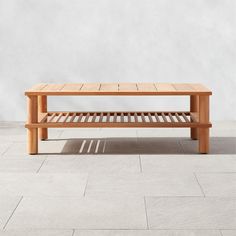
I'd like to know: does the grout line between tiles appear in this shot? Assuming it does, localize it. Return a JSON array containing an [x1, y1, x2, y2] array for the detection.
[[143, 197, 149, 229], [219, 230, 224, 236], [36, 158, 47, 173], [71, 229, 75, 236], [3, 196, 23, 229], [139, 155, 143, 172], [194, 172, 206, 197], [1, 142, 14, 156], [83, 175, 89, 197]]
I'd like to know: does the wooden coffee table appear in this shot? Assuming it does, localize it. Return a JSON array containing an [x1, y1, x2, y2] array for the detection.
[[25, 83, 212, 154]]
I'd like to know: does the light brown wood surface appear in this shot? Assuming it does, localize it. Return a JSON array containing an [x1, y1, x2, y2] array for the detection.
[[199, 96, 210, 154], [38, 96, 48, 140], [27, 96, 38, 154], [25, 83, 212, 96]]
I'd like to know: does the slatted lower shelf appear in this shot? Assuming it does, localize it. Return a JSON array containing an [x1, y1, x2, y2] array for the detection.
[[26, 111, 211, 128]]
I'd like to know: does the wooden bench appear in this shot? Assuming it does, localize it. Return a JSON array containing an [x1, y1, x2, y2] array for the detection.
[[25, 83, 212, 154]]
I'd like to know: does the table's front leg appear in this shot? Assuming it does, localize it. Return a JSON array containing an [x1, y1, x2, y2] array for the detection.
[[27, 95, 38, 154], [199, 95, 210, 154], [38, 96, 48, 140], [190, 95, 199, 140]]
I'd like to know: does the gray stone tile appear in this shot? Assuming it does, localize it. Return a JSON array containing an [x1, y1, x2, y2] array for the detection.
[[0, 159, 44, 173], [196, 173, 236, 196], [60, 138, 106, 154], [2, 143, 28, 157], [0, 173, 87, 197], [180, 137, 236, 155], [0, 143, 12, 156], [0, 196, 21, 229], [100, 128, 137, 138], [1, 154, 47, 160], [39, 140, 68, 154], [141, 155, 236, 173], [39, 155, 140, 173], [0, 129, 64, 143], [0, 229, 72, 236], [0, 127, 25, 136], [104, 138, 139, 154], [60, 129, 101, 139], [211, 121, 236, 137], [74, 230, 221, 236], [213, 121, 236, 129], [137, 128, 189, 138], [86, 172, 202, 196], [7, 196, 146, 229], [138, 138, 184, 154], [211, 128, 236, 137], [3, 140, 67, 156], [146, 197, 236, 229], [221, 230, 236, 236]]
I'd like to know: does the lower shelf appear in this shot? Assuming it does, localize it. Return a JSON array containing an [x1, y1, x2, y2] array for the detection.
[[25, 111, 211, 128]]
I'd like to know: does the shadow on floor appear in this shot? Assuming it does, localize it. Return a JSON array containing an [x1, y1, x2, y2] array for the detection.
[[44, 137, 236, 155]]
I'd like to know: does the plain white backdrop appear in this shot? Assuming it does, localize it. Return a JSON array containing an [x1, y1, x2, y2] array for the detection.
[[0, 0, 235, 121]]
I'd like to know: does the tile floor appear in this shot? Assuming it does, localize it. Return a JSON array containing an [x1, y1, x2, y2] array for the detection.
[[0, 122, 235, 236]]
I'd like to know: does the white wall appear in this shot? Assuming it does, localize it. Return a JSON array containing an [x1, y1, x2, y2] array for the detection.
[[0, 0, 235, 121]]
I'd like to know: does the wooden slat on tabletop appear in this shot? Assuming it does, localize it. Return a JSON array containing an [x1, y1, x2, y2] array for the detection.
[[155, 83, 176, 92], [119, 83, 137, 92], [80, 83, 101, 92], [173, 84, 194, 91], [136, 83, 157, 92], [61, 84, 83, 91], [100, 83, 119, 92], [29, 83, 48, 91], [190, 83, 211, 92], [42, 84, 65, 91]]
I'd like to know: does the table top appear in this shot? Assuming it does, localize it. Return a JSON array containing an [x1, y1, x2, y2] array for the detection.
[[25, 83, 212, 96]]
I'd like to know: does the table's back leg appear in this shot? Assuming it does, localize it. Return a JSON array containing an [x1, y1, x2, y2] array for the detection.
[[199, 95, 210, 154], [38, 96, 48, 140], [190, 95, 199, 140], [27, 95, 38, 154]]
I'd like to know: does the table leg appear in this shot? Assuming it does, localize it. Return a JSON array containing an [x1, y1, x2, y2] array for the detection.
[[190, 95, 199, 140], [199, 95, 210, 154], [38, 96, 48, 140], [27, 96, 38, 154]]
